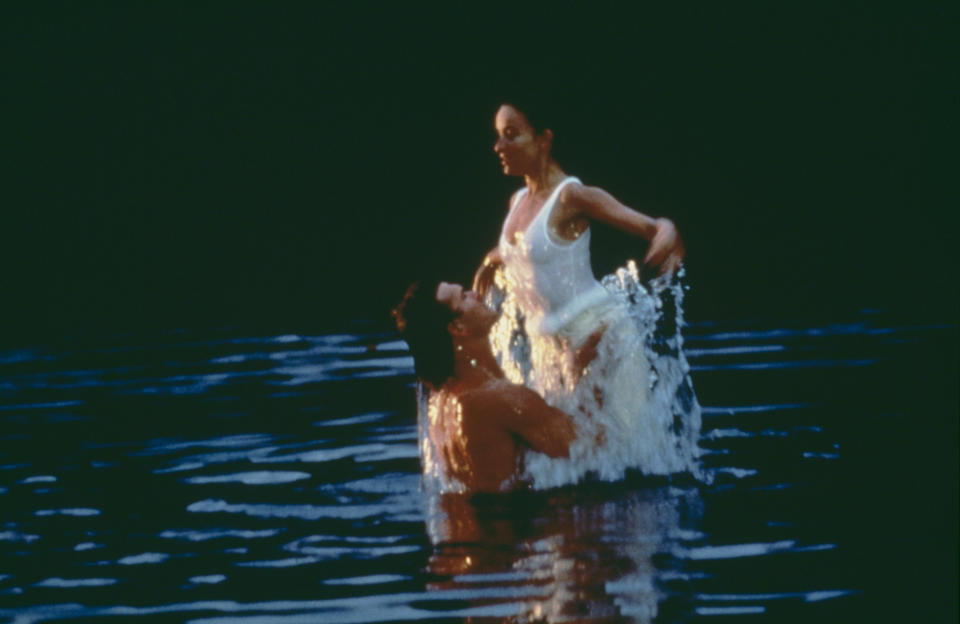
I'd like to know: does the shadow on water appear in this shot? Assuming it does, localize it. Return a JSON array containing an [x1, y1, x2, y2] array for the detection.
[[0, 312, 955, 622]]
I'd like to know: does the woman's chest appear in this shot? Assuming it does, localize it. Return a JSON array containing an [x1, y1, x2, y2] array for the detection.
[[502, 195, 546, 244], [503, 194, 585, 246]]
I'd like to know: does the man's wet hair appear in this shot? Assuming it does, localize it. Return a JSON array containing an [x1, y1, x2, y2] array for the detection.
[[391, 281, 457, 389]]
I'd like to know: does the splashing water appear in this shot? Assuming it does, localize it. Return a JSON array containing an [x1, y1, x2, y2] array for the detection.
[[419, 262, 702, 493]]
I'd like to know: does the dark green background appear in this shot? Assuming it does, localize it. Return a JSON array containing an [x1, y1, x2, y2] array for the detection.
[[3, 3, 954, 343]]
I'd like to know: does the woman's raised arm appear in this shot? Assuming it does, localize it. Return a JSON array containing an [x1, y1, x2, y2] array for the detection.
[[561, 184, 685, 275]]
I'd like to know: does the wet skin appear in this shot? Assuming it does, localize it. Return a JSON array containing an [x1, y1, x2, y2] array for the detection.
[[426, 282, 576, 492]]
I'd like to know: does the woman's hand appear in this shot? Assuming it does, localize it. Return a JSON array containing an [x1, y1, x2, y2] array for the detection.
[[472, 249, 503, 299], [643, 218, 685, 276], [574, 327, 604, 376]]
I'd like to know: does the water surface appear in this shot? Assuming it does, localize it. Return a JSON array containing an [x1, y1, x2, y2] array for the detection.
[[0, 313, 955, 622]]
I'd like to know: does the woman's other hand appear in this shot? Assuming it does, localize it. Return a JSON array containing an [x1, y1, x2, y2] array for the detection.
[[574, 327, 604, 377], [643, 218, 685, 276], [472, 249, 503, 299]]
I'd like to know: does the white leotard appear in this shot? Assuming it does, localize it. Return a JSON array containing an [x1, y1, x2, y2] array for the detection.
[[499, 177, 614, 342]]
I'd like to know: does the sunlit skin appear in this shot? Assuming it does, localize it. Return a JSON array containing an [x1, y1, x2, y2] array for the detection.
[[475, 104, 686, 295], [428, 281, 577, 492]]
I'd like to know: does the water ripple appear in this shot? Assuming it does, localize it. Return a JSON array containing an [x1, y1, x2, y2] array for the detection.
[[186, 499, 409, 521], [34, 577, 117, 588], [189, 575, 227, 585], [324, 574, 408, 586], [185, 471, 312, 485], [255, 443, 417, 464], [159, 529, 281, 542], [677, 540, 836, 560], [34, 508, 101, 517], [117, 552, 170, 565]]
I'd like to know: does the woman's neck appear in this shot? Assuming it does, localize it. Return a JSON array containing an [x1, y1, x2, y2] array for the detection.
[[524, 160, 565, 196]]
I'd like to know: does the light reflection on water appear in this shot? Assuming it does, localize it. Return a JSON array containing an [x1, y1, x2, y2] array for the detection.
[[0, 315, 955, 623]]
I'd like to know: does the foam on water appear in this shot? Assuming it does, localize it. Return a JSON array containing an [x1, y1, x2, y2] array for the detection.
[[418, 262, 702, 492]]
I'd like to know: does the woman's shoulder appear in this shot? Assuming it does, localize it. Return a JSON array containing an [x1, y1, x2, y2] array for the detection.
[[559, 179, 617, 211], [557, 177, 594, 209]]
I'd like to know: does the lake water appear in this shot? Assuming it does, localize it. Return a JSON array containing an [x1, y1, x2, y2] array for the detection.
[[0, 311, 955, 623]]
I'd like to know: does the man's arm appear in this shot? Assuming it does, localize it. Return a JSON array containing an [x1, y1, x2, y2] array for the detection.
[[490, 384, 577, 458]]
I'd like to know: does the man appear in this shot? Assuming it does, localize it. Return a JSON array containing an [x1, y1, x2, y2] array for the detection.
[[392, 280, 578, 492]]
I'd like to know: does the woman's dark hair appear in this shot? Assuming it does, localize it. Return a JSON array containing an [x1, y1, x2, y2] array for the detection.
[[498, 91, 557, 136], [391, 281, 457, 389], [492, 85, 579, 160]]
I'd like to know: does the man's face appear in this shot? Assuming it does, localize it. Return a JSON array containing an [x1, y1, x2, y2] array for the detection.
[[435, 282, 465, 310], [435, 282, 498, 335]]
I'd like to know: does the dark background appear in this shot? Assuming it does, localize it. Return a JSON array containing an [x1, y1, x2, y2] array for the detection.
[[3, 3, 955, 345]]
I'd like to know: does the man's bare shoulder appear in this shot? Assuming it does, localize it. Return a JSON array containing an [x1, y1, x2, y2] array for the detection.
[[456, 379, 521, 406], [457, 380, 555, 417], [456, 380, 552, 419]]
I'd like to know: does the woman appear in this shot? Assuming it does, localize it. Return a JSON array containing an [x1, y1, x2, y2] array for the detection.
[[474, 103, 685, 333], [472, 102, 701, 485]]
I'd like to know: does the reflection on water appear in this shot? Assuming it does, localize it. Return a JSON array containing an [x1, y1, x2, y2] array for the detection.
[[0, 315, 955, 622], [426, 484, 701, 623]]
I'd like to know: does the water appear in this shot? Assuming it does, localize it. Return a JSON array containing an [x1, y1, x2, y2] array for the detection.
[[0, 313, 955, 622]]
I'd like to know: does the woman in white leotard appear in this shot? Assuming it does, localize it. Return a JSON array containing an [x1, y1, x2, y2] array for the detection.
[[472, 102, 700, 484], [475, 103, 685, 317]]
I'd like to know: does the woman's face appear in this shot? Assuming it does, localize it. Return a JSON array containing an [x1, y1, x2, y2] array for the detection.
[[493, 104, 545, 177]]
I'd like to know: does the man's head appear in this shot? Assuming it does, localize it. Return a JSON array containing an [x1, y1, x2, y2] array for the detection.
[[435, 281, 499, 336], [392, 281, 496, 388]]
